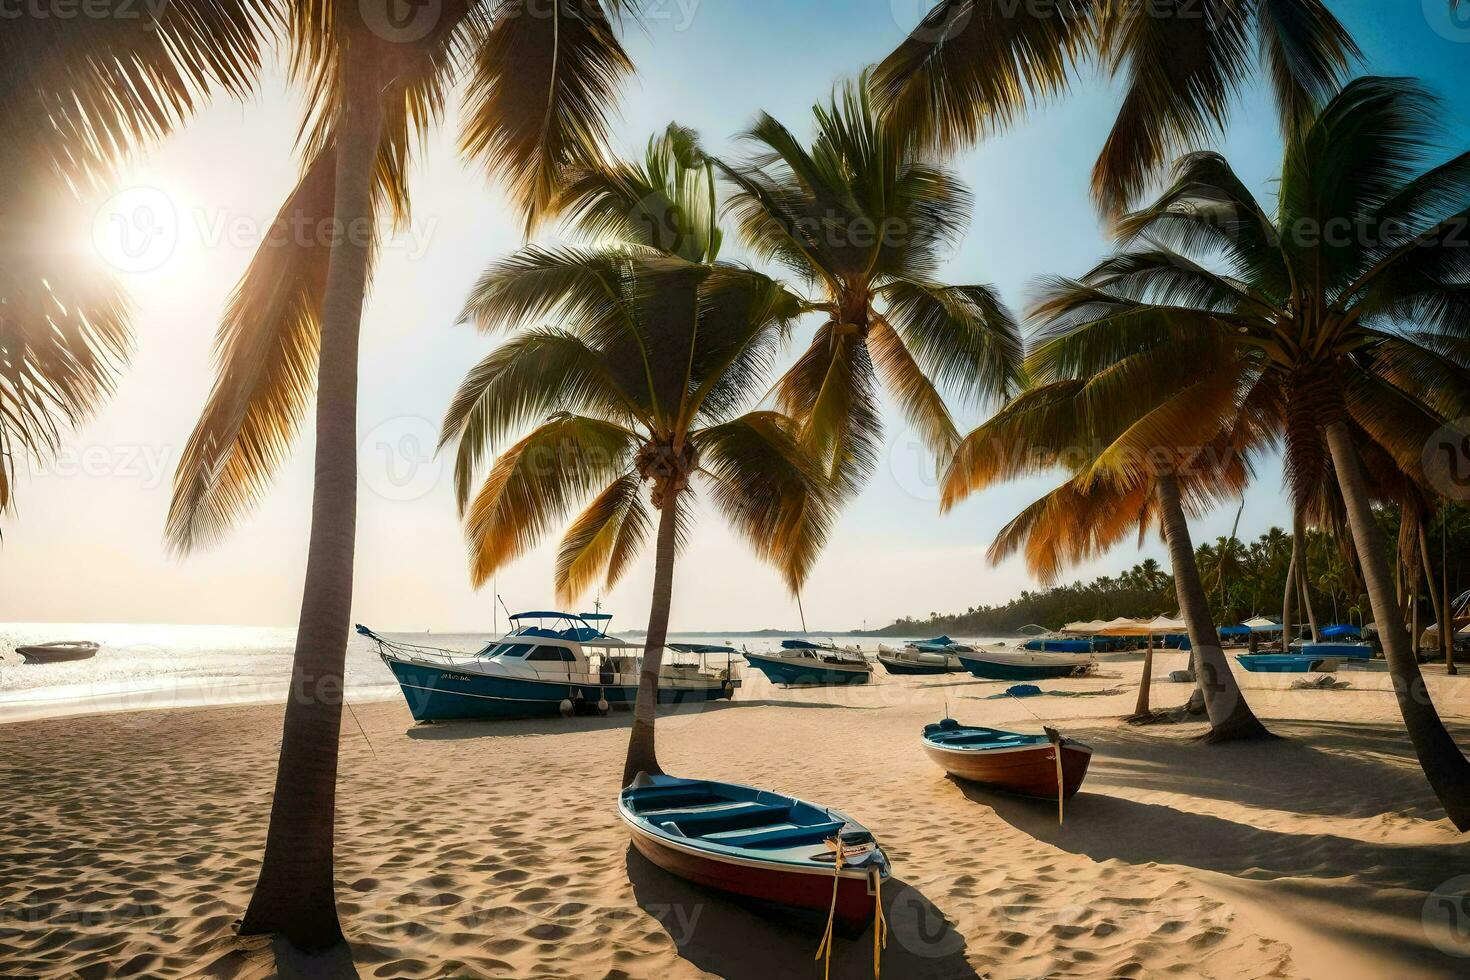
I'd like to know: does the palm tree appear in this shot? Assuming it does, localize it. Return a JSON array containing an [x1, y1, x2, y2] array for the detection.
[[1023, 77, 1470, 826], [718, 77, 1023, 494], [873, 0, 1359, 216], [442, 127, 834, 786], [943, 365, 1274, 741], [3, 3, 273, 525], [162, 1, 640, 947]]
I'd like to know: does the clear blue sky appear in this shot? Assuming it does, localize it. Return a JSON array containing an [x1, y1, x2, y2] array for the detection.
[[3, 2, 1468, 631]]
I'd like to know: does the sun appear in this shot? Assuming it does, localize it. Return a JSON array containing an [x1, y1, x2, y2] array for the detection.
[[83, 171, 209, 292]]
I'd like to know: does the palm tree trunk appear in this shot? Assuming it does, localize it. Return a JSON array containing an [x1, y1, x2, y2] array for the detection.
[[1324, 421, 1470, 829], [1155, 472, 1271, 741], [238, 61, 383, 947], [1298, 563, 1319, 641], [623, 488, 680, 786], [1283, 524, 1298, 651], [1131, 633, 1154, 719], [1434, 515, 1457, 675]]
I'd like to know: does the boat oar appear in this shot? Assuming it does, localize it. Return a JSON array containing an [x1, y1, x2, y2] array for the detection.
[[1044, 725, 1065, 825]]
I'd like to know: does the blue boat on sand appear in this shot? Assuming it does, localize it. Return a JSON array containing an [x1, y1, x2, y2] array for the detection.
[[743, 640, 873, 686], [1292, 641, 1373, 659], [876, 636, 968, 674], [954, 647, 1097, 681], [363, 612, 739, 722], [1023, 637, 1099, 653], [1236, 653, 1343, 673]]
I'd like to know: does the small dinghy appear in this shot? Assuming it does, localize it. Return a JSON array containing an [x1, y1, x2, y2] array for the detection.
[[15, 641, 99, 664], [922, 718, 1092, 802], [953, 647, 1096, 681], [1236, 653, 1343, 673], [620, 774, 890, 936]]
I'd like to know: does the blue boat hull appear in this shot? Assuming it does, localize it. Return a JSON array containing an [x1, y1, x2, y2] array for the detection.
[[1023, 638, 1096, 653], [1291, 643, 1372, 659], [877, 656, 954, 676], [956, 656, 1083, 681], [385, 657, 733, 721], [1236, 654, 1338, 673], [743, 654, 870, 686]]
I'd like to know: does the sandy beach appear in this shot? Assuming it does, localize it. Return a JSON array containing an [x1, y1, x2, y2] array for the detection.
[[4, 652, 1469, 979]]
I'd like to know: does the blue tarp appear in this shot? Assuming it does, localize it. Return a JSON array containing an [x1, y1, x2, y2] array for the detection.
[[781, 639, 824, 650], [1220, 625, 1251, 637], [1321, 624, 1361, 639]]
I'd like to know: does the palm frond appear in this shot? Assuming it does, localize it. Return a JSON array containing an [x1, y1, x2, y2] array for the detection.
[[1255, 0, 1359, 135], [460, 0, 634, 233], [867, 320, 959, 461], [165, 144, 338, 552], [0, 191, 131, 519], [1090, 0, 1258, 217], [2, 0, 271, 184], [940, 380, 1089, 510], [559, 122, 721, 262], [878, 278, 1023, 406], [463, 414, 637, 586], [439, 328, 642, 509], [774, 324, 882, 497], [871, 0, 1092, 151], [554, 472, 648, 603], [695, 412, 836, 592], [458, 244, 631, 336]]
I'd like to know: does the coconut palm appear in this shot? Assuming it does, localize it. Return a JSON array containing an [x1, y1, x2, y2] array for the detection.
[[943, 360, 1274, 740], [719, 77, 1023, 495], [3, 3, 273, 524], [1024, 77, 1470, 826], [442, 128, 834, 786], [873, 0, 1359, 216], [162, 1, 639, 946]]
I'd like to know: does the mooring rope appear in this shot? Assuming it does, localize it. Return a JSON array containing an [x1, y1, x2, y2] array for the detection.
[[871, 867, 888, 977], [814, 838, 845, 979], [814, 838, 887, 978]]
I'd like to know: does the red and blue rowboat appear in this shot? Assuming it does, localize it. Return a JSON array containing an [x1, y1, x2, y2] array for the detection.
[[619, 774, 890, 936], [922, 719, 1093, 800]]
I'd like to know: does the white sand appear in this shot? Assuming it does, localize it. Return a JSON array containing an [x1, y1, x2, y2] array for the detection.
[[3, 650, 1468, 978]]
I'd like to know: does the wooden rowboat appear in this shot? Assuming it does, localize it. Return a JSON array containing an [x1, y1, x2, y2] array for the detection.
[[15, 641, 99, 664], [921, 719, 1092, 800], [619, 774, 890, 936]]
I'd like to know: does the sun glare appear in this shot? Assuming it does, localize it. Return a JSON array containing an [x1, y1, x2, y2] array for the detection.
[[84, 174, 209, 298]]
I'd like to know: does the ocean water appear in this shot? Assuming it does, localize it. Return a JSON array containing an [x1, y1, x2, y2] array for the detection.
[[0, 623, 1010, 723]]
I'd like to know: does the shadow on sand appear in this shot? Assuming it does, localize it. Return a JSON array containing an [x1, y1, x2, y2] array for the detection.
[[948, 718, 1470, 973], [404, 698, 880, 740], [626, 846, 976, 979], [272, 938, 361, 980]]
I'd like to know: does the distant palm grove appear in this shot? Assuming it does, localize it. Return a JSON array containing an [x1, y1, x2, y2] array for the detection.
[[882, 505, 1470, 637]]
